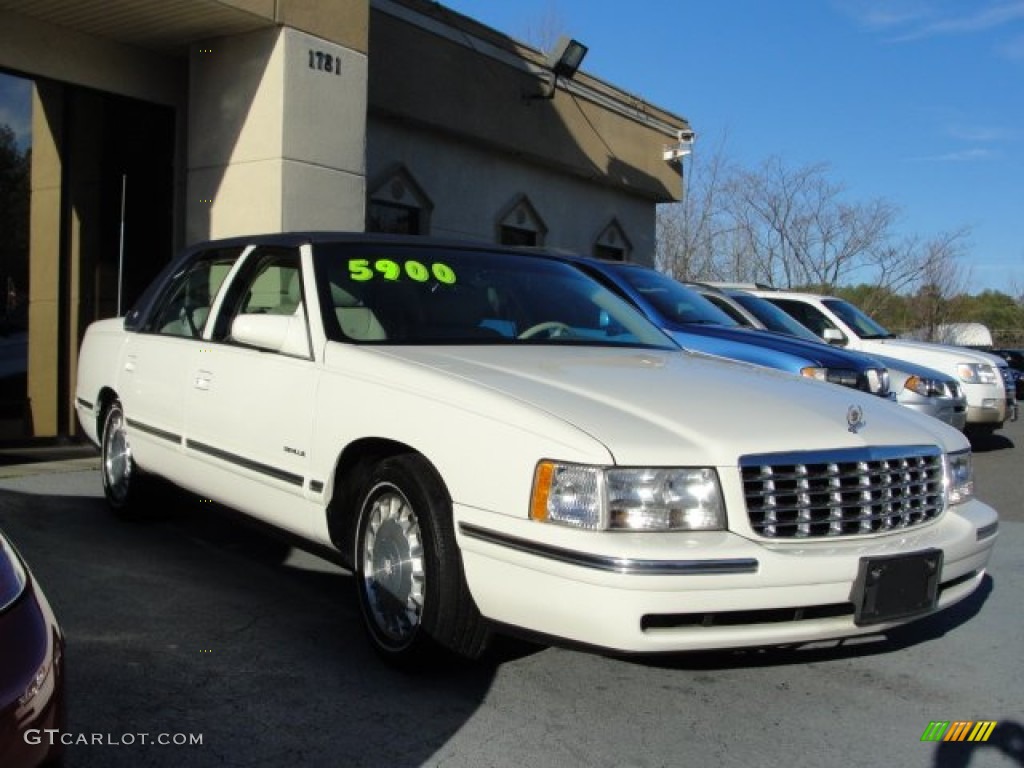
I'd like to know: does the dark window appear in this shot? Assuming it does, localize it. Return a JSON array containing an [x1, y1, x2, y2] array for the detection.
[[593, 244, 626, 261], [367, 166, 432, 235], [499, 226, 538, 246], [313, 244, 674, 349], [608, 266, 736, 326], [593, 219, 631, 261], [702, 293, 750, 325], [212, 247, 308, 357], [771, 299, 839, 339], [143, 249, 241, 337], [497, 196, 545, 246], [368, 201, 422, 235]]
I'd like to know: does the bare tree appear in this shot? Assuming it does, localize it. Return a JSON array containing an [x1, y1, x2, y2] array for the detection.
[[520, 1, 569, 53], [903, 230, 973, 340], [657, 145, 974, 303], [720, 157, 903, 290], [656, 137, 734, 281]]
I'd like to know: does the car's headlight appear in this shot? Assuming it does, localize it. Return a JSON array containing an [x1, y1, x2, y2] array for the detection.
[[957, 363, 998, 385], [905, 375, 946, 398], [530, 462, 725, 531], [801, 367, 860, 389], [945, 450, 974, 506], [0, 535, 28, 612]]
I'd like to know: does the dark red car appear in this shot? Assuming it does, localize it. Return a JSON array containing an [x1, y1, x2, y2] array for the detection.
[[0, 529, 65, 768]]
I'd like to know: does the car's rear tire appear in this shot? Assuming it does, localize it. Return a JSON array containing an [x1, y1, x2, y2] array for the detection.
[[354, 454, 489, 666], [100, 400, 149, 518]]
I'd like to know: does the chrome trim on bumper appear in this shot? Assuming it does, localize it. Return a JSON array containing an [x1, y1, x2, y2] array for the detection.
[[458, 522, 759, 576]]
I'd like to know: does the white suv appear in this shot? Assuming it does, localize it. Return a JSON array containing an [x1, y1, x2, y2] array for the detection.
[[755, 290, 1016, 434]]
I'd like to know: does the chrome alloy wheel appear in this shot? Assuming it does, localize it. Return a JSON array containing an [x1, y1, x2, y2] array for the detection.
[[360, 485, 426, 647], [102, 404, 132, 507]]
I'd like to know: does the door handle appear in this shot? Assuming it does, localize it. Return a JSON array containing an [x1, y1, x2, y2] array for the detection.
[[124, 354, 137, 373], [194, 370, 212, 391]]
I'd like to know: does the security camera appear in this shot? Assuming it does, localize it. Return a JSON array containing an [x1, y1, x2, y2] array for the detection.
[[664, 128, 695, 162], [663, 146, 692, 162]]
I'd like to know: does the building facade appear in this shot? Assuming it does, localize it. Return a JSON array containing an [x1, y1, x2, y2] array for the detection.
[[0, 0, 689, 439]]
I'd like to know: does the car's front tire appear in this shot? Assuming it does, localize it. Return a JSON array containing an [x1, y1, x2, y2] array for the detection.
[[354, 454, 489, 666]]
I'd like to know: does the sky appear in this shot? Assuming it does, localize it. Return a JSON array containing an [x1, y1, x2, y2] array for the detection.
[[441, 0, 1024, 294], [0, 1, 1020, 293]]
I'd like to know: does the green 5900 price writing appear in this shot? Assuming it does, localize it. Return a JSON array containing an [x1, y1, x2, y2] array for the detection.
[[348, 258, 456, 284]]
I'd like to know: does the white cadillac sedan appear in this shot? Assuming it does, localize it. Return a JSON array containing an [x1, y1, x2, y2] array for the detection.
[[75, 233, 998, 665]]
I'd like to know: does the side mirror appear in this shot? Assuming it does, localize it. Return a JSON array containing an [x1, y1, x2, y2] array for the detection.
[[231, 312, 310, 358], [822, 328, 847, 346]]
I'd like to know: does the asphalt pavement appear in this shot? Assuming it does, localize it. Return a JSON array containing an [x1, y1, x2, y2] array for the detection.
[[0, 419, 1021, 768]]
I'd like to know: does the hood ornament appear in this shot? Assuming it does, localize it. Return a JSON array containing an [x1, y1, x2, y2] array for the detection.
[[847, 405, 866, 433]]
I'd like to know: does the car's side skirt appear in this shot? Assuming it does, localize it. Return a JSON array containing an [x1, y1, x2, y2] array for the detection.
[[185, 439, 305, 488], [126, 417, 182, 446], [125, 416, 330, 497]]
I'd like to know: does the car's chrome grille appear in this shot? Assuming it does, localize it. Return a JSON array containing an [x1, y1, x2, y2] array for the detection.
[[740, 447, 944, 538]]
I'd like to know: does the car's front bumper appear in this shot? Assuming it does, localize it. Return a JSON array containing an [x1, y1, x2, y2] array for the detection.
[[455, 499, 998, 654], [896, 392, 968, 431], [963, 382, 1010, 425]]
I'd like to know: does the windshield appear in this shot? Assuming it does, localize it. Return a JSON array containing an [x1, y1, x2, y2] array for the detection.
[[312, 244, 676, 348], [822, 298, 896, 340], [606, 266, 738, 327], [731, 293, 823, 342]]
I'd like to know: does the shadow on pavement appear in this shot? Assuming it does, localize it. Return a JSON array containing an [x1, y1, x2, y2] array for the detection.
[[0, 483, 499, 768], [0, 438, 97, 467], [967, 430, 1015, 453], [0, 470, 1012, 767], [613, 575, 993, 673], [933, 720, 1024, 767]]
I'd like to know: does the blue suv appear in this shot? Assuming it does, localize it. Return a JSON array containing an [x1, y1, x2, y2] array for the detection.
[[557, 257, 891, 398]]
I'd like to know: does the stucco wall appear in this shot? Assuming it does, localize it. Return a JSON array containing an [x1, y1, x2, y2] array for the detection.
[[186, 26, 369, 242], [368, 118, 656, 264], [369, 1, 687, 205], [0, 8, 184, 107]]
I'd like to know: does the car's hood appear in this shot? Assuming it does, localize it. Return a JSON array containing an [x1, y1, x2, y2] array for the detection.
[[864, 338, 1007, 368], [665, 323, 880, 370], [336, 345, 965, 466], [870, 354, 955, 382]]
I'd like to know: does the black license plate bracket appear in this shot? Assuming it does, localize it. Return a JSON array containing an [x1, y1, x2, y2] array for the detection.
[[852, 549, 942, 626]]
